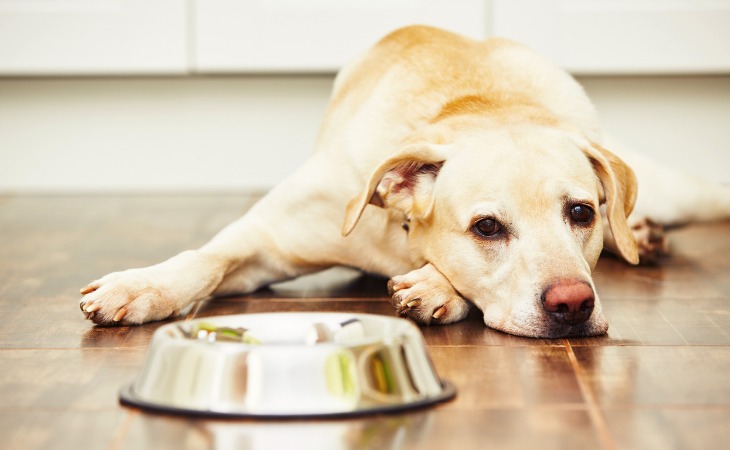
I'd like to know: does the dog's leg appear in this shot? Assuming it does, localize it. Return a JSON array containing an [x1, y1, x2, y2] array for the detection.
[[80, 249, 237, 325], [388, 263, 471, 325], [604, 134, 730, 225], [79, 216, 323, 326], [602, 134, 730, 264], [602, 215, 669, 265], [630, 159, 730, 227], [80, 157, 346, 326]]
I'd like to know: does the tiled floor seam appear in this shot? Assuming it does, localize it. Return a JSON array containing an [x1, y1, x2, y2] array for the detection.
[[564, 339, 618, 450]]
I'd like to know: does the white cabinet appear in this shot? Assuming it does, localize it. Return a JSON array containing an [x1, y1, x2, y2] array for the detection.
[[192, 0, 487, 72], [493, 0, 730, 74], [0, 0, 187, 75], [1, 0, 729, 75]]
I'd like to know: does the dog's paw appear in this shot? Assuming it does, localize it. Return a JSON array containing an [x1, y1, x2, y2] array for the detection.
[[388, 264, 470, 325], [79, 269, 181, 326], [79, 250, 226, 326], [631, 217, 669, 265]]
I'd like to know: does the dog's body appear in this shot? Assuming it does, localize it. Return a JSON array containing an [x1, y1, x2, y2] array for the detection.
[[80, 26, 730, 337]]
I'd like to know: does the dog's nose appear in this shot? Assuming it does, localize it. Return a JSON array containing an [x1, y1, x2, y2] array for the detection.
[[541, 280, 595, 326]]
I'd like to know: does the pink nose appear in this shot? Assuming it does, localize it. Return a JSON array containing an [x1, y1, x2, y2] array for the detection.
[[541, 279, 595, 326]]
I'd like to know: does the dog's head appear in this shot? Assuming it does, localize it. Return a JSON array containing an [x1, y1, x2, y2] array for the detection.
[[343, 125, 638, 338]]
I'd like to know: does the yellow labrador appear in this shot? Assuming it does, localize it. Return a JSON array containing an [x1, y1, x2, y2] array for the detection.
[[80, 26, 730, 337]]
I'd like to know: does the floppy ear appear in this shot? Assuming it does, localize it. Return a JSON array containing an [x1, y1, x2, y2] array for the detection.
[[581, 142, 640, 265], [342, 144, 450, 236]]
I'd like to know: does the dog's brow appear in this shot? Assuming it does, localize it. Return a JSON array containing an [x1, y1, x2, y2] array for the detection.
[[469, 201, 501, 216], [466, 202, 503, 226], [561, 188, 595, 206]]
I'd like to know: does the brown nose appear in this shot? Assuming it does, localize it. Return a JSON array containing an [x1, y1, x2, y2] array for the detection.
[[541, 280, 595, 326]]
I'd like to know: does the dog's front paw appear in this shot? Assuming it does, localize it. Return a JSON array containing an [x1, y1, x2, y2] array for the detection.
[[388, 264, 470, 325], [79, 250, 225, 326], [79, 269, 180, 326], [631, 217, 669, 264]]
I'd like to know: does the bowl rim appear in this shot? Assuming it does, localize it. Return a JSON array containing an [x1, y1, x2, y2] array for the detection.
[[119, 380, 456, 420], [162, 311, 425, 348]]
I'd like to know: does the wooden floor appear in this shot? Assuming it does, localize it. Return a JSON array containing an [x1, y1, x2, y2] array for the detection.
[[1, 194, 729, 450]]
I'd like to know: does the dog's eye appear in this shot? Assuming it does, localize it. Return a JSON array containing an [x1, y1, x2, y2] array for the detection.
[[472, 218, 503, 238], [569, 204, 594, 225]]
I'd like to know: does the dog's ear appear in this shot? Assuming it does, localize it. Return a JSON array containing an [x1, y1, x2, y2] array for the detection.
[[342, 144, 450, 236], [581, 141, 640, 265]]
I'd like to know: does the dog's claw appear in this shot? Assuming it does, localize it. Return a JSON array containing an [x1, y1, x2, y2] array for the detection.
[[113, 306, 128, 322], [433, 306, 446, 319], [406, 299, 420, 308], [80, 284, 99, 295]]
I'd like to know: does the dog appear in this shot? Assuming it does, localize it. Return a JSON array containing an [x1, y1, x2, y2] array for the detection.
[[79, 26, 730, 338]]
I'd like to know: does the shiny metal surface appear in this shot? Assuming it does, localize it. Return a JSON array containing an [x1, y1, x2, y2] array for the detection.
[[120, 313, 455, 418]]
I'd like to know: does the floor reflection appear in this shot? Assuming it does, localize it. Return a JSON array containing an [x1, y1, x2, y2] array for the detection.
[[128, 410, 437, 450]]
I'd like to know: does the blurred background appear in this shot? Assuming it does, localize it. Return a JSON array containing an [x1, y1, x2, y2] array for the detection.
[[1, 0, 728, 193]]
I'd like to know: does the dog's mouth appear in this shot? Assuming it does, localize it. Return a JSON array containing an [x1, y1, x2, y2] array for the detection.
[[487, 319, 608, 339], [541, 318, 608, 339], [480, 302, 609, 339]]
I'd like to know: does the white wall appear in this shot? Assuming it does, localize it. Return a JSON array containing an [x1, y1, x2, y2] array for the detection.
[[578, 76, 730, 184], [0, 77, 333, 192], [0, 75, 728, 193]]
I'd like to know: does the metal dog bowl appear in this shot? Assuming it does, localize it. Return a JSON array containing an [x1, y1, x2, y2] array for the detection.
[[120, 313, 455, 418]]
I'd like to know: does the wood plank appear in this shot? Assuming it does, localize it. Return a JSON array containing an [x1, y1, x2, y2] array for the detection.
[[429, 346, 583, 410], [572, 346, 730, 406], [603, 409, 730, 450], [570, 298, 730, 346], [0, 349, 144, 409], [0, 410, 129, 450]]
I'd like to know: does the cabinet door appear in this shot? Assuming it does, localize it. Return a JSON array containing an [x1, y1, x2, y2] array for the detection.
[[0, 0, 187, 75], [493, 0, 730, 74], [194, 0, 488, 73]]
